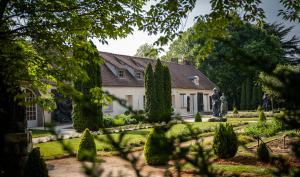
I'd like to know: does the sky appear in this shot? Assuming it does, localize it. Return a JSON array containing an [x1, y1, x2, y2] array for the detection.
[[93, 0, 300, 56]]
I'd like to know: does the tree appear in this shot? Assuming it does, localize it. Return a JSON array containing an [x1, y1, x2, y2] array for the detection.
[[240, 81, 247, 110], [144, 64, 158, 122], [0, 1, 198, 175], [77, 129, 96, 162], [154, 59, 165, 121], [245, 78, 252, 110], [72, 40, 103, 132], [135, 43, 159, 59], [162, 65, 172, 122]]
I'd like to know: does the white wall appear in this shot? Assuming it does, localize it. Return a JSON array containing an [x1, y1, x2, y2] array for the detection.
[[102, 86, 213, 116]]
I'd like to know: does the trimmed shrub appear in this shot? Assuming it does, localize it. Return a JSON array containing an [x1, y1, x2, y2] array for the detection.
[[257, 105, 263, 113], [195, 112, 202, 122], [77, 129, 96, 161], [124, 110, 131, 115], [233, 106, 238, 114], [257, 143, 270, 163], [259, 111, 266, 122], [24, 148, 49, 177], [213, 123, 238, 159], [144, 127, 173, 165]]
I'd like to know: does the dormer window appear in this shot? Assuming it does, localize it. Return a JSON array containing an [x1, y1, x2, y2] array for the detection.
[[136, 72, 142, 79], [193, 76, 199, 86], [118, 70, 125, 78]]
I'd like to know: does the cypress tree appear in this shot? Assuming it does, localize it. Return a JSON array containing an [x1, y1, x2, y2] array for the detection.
[[73, 40, 103, 132], [145, 64, 158, 122], [245, 78, 252, 110], [162, 65, 172, 122], [240, 81, 246, 110], [257, 85, 263, 106], [251, 85, 258, 109], [154, 59, 164, 121]]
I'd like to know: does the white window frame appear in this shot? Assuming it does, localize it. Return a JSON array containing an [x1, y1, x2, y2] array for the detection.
[[180, 94, 186, 108]]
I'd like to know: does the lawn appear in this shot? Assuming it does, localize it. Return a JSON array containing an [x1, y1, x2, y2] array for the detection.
[[36, 121, 245, 159]]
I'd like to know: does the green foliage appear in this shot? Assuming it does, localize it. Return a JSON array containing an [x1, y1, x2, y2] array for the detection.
[[124, 110, 130, 115], [195, 112, 202, 122], [259, 111, 267, 122], [72, 40, 103, 132], [240, 82, 247, 110], [162, 65, 172, 122], [213, 123, 238, 159], [257, 105, 263, 112], [24, 148, 49, 177], [154, 59, 165, 120], [233, 106, 239, 114], [238, 135, 255, 145], [145, 64, 159, 122], [245, 118, 288, 137], [245, 79, 252, 109], [135, 43, 159, 59], [77, 129, 96, 162], [257, 143, 270, 163], [103, 114, 138, 128], [144, 127, 172, 165]]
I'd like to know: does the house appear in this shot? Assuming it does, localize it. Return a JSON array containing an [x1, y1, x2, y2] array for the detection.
[[25, 52, 215, 128], [100, 52, 215, 116]]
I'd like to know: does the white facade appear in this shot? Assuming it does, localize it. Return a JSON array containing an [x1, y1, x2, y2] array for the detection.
[[102, 86, 213, 116]]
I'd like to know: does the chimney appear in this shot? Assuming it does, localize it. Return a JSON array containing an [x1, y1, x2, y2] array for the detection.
[[171, 58, 178, 63]]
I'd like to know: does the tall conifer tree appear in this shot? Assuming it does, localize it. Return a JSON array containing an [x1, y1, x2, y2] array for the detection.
[[145, 64, 158, 122], [154, 59, 164, 121], [251, 85, 258, 109], [245, 78, 252, 110], [240, 81, 246, 110], [163, 65, 172, 122]]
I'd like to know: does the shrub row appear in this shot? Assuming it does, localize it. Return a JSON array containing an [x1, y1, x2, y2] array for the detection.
[[103, 114, 145, 127]]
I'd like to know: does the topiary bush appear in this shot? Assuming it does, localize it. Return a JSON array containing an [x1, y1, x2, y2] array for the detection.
[[259, 111, 266, 122], [257, 143, 270, 163], [257, 105, 263, 113], [24, 147, 49, 177], [195, 112, 202, 122], [77, 128, 96, 162], [144, 127, 173, 165], [213, 123, 238, 159], [233, 106, 238, 114]]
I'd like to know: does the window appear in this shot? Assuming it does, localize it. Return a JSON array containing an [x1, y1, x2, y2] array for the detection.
[[25, 89, 37, 121], [125, 95, 133, 107], [136, 72, 142, 79], [180, 94, 186, 108], [118, 70, 125, 78]]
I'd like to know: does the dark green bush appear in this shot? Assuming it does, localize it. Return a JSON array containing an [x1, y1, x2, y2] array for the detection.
[[257, 143, 270, 163], [259, 111, 266, 122], [24, 148, 49, 177], [144, 127, 173, 165], [77, 129, 96, 162], [195, 112, 202, 122], [213, 123, 238, 159], [124, 110, 131, 115]]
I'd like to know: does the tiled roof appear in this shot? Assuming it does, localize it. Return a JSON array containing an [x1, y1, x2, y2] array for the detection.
[[100, 51, 215, 90]]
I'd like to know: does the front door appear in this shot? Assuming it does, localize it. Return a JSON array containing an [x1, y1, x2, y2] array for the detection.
[[197, 92, 204, 112]]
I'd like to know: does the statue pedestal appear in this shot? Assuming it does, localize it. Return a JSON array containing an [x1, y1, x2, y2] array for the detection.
[[208, 117, 227, 122]]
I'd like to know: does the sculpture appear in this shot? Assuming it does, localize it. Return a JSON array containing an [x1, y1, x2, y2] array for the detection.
[[220, 93, 228, 116], [208, 87, 227, 122], [262, 93, 271, 111], [211, 87, 221, 117]]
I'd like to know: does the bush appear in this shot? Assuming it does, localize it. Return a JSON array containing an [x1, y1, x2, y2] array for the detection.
[[245, 118, 288, 137], [77, 129, 96, 162], [257, 105, 263, 112], [124, 110, 131, 115], [213, 123, 238, 159], [259, 111, 266, 122], [144, 127, 173, 165], [103, 114, 139, 128], [24, 148, 49, 177], [233, 106, 238, 114], [257, 143, 270, 163], [195, 112, 202, 122]]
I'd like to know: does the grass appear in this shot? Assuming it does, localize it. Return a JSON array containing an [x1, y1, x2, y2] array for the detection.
[[30, 129, 53, 138], [182, 163, 273, 176], [36, 122, 245, 159]]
